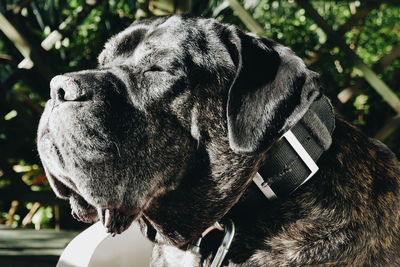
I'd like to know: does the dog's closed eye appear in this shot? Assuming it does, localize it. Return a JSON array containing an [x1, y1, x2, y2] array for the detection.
[[144, 65, 164, 74]]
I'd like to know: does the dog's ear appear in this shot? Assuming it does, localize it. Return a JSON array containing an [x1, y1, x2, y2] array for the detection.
[[226, 29, 320, 154]]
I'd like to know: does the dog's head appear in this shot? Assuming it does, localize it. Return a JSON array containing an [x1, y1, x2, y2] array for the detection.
[[37, 15, 320, 245]]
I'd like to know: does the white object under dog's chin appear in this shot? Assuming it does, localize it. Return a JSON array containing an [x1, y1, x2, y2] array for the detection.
[[57, 221, 153, 267]]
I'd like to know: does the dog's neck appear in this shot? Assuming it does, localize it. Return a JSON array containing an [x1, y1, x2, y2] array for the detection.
[[147, 94, 336, 264], [193, 95, 336, 264]]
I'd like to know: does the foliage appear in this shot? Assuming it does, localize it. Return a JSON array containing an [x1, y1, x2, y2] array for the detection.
[[0, 0, 399, 229]]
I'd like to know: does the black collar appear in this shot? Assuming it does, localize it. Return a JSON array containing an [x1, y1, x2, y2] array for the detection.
[[253, 94, 335, 200]]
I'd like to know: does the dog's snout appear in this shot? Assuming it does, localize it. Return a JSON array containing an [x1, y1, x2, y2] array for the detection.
[[50, 75, 86, 102]]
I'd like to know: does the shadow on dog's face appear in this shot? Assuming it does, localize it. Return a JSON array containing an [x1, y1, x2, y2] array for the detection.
[[37, 15, 320, 245]]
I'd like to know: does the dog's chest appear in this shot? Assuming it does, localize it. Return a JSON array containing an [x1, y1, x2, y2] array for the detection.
[[151, 244, 201, 267], [150, 244, 243, 267]]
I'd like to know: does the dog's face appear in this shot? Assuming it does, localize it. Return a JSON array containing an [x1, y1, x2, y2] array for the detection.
[[37, 15, 320, 245]]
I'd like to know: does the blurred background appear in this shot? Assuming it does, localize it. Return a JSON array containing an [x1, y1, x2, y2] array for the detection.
[[0, 0, 399, 266]]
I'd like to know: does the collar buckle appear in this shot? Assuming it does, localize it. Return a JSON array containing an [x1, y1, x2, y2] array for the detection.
[[253, 129, 319, 200], [282, 130, 319, 186]]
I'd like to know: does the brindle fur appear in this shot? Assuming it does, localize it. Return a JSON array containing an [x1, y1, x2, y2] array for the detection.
[[37, 15, 400, 266]]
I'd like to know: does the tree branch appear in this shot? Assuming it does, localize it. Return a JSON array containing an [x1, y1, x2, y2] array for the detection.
[[307, 2, 377, 66], [0, 54, 15, 65], [297, 0, 400, 115]]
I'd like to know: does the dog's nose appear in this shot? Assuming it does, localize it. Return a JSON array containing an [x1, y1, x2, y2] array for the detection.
[[50, 75, 87, 102]]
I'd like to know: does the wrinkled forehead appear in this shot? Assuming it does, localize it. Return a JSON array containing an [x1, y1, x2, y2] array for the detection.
[[98, 16, 191, 66]]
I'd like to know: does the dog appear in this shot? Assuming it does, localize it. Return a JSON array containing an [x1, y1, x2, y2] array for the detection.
[[37, 15, 400, 266]]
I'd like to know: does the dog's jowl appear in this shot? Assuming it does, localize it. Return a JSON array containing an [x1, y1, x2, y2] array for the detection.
[[37, 15, 400, 266]]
